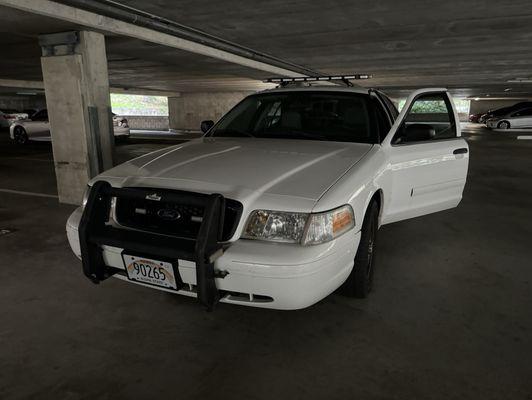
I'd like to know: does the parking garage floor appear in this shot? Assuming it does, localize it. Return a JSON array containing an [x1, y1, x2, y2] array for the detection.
[[1, 125, 531, 399]]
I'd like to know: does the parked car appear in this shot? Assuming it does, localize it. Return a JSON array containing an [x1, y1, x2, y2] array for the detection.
[[112, 113, 130, 139], [486, 107, 532, 129], [480, 101, 532, 125], [9, 109, 130, 144], [469, 112, 483, 123], [0, 108, 28, 128], [66, 81, 469, 310], [9, 109, 49, 142]]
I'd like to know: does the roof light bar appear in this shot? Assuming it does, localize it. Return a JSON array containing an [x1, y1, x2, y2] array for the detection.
[[265, 74, 372, 84]]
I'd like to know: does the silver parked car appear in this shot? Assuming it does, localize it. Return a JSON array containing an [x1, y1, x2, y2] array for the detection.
[[9, 109, 130, 144], [486, 107, 532, 130]]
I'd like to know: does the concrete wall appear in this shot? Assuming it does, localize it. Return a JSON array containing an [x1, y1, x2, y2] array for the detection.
[[469, 99, 531, 115], [122, 115, 169, 130], [0, 95, 46, 111], [168, 92, 252, 131]]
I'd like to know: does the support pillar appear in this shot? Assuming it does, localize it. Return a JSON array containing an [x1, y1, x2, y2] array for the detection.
[[39, 31, 113, 204]]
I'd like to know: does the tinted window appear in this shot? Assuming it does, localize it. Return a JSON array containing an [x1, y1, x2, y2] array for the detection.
[[210, 92, 378, 143], [393, 93, 456, 144], [513, 108, 532, 117], [32, 110, 48, 121]]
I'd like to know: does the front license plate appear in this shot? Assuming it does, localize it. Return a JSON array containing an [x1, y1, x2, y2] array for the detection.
[[123, 254, 178, 290]]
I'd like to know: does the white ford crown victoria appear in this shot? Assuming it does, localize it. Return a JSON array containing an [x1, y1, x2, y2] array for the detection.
[[66, 81, 469, 310]]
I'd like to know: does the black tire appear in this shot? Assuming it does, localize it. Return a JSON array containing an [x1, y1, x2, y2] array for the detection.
[[498, 120, 510, 130], [13, 126, 28, 144], [342, 200, 379, 298]]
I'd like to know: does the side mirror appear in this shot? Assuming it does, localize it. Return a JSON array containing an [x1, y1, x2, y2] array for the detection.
[[200, 120, 214, 133], [404, 123, 435, 142]]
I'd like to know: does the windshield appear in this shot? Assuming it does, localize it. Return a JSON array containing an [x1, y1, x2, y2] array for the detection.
[[209, 91, 378, 143]]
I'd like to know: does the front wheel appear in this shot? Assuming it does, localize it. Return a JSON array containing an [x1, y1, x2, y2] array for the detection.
[[13, 126, 28, 144], [497, 121, 510, 130], [341, 200, 379, 298]]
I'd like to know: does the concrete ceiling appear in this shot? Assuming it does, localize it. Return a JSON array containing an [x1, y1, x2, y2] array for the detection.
[[1, 0, 532, 97], [0, 5, 276, 93]]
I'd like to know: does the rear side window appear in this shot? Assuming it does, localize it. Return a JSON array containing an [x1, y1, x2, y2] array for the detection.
[[393, 93, 456, 144], [513, 108, 532, 117]]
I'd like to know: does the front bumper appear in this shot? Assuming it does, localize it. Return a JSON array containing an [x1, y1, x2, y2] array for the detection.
[[67, 207, 359, 310]]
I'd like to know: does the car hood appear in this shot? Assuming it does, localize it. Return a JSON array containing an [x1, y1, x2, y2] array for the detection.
[[96, 137, 372, 210]]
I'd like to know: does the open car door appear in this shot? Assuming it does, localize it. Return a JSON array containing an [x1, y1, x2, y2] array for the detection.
[[381, 89, 469, 224]]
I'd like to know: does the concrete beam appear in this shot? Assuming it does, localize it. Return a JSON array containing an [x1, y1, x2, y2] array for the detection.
[[0, 78, 180, 97], [0, 0, 305, 78], [0, 79, 44, 89]]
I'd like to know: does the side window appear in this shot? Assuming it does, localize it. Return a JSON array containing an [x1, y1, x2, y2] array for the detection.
[[392, 93, 456, 144], [515, 108, 532, 117], [32, 110, 48, 121]]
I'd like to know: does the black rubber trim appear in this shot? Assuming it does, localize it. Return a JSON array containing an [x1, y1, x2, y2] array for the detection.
[[78, 180, 226, 310]]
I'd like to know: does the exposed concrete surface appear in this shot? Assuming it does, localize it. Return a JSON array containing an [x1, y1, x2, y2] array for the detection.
[[168, 92, 250, 130], [0, 94, 45, 111], [122, 115, 169, 130], [40, 31, 113, 205], [4, 1, 532, 97], [0, 124, 531, 399]]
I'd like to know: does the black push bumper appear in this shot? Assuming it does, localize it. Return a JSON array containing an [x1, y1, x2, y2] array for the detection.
[[78, 180, 227, 310]]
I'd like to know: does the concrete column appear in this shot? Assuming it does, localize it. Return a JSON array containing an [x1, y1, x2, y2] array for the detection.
[[39, 31, 113, 204], [168, 92, 252, 131]]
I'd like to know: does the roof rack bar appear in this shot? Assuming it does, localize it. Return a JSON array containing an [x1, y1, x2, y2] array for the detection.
[[265, 74, 372, 87]]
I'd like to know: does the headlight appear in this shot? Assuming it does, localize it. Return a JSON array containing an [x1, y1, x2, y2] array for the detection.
[[302, 205, 355, 245], [243, 210, 308, 243], [242, 205, 355, 246]]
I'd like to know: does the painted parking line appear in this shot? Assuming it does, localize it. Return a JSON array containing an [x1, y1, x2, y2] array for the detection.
[[517, 136, 532, 140], [0, 188, 58, 199]]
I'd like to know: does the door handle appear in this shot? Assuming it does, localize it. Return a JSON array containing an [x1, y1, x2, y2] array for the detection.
[[453, 148, 468, 155]]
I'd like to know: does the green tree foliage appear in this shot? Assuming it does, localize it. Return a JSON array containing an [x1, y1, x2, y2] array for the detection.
[[111, 94, 168, 116]]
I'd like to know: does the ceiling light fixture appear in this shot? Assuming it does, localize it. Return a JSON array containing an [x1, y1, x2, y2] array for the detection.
[[507, 78, 532, 83]]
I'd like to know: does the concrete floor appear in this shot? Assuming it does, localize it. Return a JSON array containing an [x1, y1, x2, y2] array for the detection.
[[0, 125, 531, 399]]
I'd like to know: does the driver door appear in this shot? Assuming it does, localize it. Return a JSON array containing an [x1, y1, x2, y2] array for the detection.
[[381, 89, 469, 224]]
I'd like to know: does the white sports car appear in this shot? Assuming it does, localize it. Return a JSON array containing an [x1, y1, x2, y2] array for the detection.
[[66, 81, 469, 310], [0, 109, 28, 128], [9, 109, 130, 144]]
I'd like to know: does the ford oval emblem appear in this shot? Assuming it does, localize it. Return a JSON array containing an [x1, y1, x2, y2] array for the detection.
[[157, 208, 181, 221]]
